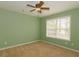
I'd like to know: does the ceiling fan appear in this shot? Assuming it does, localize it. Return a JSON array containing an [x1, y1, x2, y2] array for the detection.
[[27, 1, 50, 13]]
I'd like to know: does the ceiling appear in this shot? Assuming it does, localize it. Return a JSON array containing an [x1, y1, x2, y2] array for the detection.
[[0, 1, 79, 17]]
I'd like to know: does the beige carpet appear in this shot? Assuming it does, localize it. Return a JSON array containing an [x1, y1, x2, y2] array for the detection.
[[0, 41, 79, 57]]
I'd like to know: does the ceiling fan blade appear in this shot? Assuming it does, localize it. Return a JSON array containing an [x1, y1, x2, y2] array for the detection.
[[30, 9, 36, 12], [27, 4, 35, 8], [35, 1, 44, 8], [41, 7, 49, 10], [39, 1, 44, 6]]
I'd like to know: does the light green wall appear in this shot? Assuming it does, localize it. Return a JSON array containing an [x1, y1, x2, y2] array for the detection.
[[0, 7, 79, 51], [0, 9, 40, 49], [41, 8, 79, 51]]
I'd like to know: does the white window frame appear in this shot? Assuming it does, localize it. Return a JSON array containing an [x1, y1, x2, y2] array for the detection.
[[46, 16, 71, 41]]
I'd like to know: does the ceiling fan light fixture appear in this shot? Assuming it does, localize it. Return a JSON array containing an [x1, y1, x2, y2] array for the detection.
[[36, 8, 40, 11]]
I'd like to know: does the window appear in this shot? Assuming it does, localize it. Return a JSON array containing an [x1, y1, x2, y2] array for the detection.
[[46, 16, 71, 40]]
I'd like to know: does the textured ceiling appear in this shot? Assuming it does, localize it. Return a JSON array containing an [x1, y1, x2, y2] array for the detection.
[[0, 1, 79, 17]]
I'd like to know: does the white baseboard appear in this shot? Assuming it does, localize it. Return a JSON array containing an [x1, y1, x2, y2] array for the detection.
[[1, 39, 79, 53], [0, 40, 40, 51], [42, 40, 79, 53]]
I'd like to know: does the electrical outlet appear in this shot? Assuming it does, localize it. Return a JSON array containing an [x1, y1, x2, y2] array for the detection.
[[71, 43, 74, 46], [65, 42, 68, 45], [4, 41, 7, 45]]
